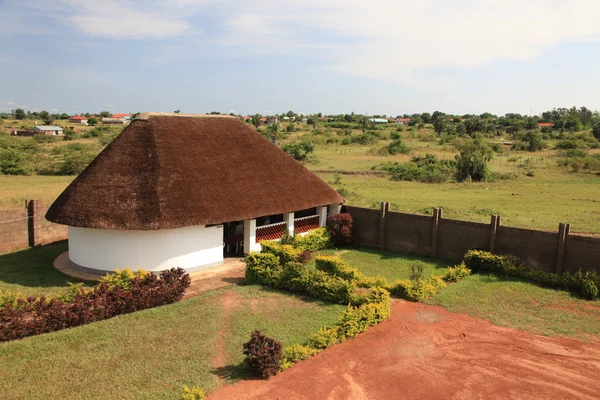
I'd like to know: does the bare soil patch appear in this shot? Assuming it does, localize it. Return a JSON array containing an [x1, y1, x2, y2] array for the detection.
[[209, 300, 600, 400]]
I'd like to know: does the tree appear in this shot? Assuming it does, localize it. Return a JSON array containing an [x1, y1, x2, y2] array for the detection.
[[14, 109, 26, 120], [60, 113, 70, 120], [251, 114, 262, 129], [432, 116, 447, 134], [421, 112, 432, 124], [455, 136, 493, 182], [38, 110, 51, 125], [87, 117, 98, 125], [282, 141, 315, 161], [592, 123, 600, 141], [0, 148, 28, 175], [173, 110, 181, 114], [522, 131, 546, 152]]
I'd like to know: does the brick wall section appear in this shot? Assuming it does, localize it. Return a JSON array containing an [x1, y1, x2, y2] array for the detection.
[[495, 226, 558, 272], [0, 207, 29, 253], [0, 200, 67, 253], [437, 219, 490, 262], [384, 211, 432, 256], [345, 206, 380, 248], [563, 235, 600, 274], [346, 203, 599, 274]]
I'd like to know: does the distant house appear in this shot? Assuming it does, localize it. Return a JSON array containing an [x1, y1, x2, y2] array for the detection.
[[268, 116, 278, 125], [369, 118, 388, 124], [111, 113, 132, 122], [397, 118, 412, 125], [70, 116, 88, 125], [538, 122, 554, 128], [33, 126, 64, 136], [101, 118, 126, 125], [387, 118, 397, 123]]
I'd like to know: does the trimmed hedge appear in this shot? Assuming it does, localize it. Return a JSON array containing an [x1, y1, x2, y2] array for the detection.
[[0, 268, 191, 341], [464, 250, 599, 300], [245, 250, 392, 374], [294, 228, 332, 252]]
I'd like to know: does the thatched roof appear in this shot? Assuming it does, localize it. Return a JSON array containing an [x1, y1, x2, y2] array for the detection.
[[46, 113, 343, 230]]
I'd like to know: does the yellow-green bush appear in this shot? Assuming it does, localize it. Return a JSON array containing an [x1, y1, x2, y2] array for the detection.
[[99, 268, 150, 290], [0, 289, 22, 309], [337, 287, 391, 339], [387, 275, 446, 302], [245, 253, 283, 287], [180, 385, 205, 400], [315, 255, 365, 282], [294, 228, 332, 252], [442, 263, 472, 282], [309, 326, 342, 350], [306, 270, 356, 304], [280, 344, 320, 370], [260, 241, 302, 264]]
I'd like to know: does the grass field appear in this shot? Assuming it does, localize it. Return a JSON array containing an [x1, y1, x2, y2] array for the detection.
[[0, 285, 344, 399], [0, 242, 93, 297], [0, 175, 73, 210]]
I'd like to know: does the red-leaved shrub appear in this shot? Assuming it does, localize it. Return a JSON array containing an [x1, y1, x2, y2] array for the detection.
[[0, 268, 190, 341], [243, 330, 282, 379], [326, 213, 353, 246]]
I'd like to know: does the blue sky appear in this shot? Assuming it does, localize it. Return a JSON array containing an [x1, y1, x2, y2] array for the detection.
[[1, 0, 600, 116]]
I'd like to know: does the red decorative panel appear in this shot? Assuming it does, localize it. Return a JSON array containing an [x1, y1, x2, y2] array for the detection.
[[294, 215, 320, 234], [256, 222, 287, 243]]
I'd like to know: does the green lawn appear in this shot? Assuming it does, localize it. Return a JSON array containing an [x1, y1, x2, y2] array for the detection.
[[317, 247, 453, 281], [0, 285, 344, 400], [430, 274, 600, 341], [0, 242, 94, 298]]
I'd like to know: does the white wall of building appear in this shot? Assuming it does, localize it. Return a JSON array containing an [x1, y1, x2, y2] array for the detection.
[[68, 225, 223, 273]]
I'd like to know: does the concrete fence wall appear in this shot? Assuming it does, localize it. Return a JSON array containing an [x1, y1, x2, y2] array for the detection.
[[345, 204, 600, 274], [0, 200, 67, 253]]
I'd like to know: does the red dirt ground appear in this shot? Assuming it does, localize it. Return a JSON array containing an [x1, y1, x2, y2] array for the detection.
[[209, 300, 600, 400]]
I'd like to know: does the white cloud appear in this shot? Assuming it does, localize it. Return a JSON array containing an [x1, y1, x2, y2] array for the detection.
[[7, 0, 600, 87]]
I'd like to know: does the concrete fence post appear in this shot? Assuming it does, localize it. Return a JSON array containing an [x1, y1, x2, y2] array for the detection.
[[26, 199, 39, 247], [377, 202, 389, 250], [431, 208, 443, 257], [555, 223, 570, 274], [489, 215, 501, 253]]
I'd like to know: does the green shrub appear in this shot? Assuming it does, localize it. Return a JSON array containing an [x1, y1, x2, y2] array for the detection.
[[280, 344, 320, 370], [442, 263, 472, 282], [0, 148, 30, 175], [306, 270, 355, 304], [315, 255, 364, 281], [181, 386, 205, 400], [309, 326, 342, 350], [245, 253, 283, 287], [243, 330, 282, 379], [387, 276, 446, 302], [581, 279, 599, 300], [282, 141, 315, 161], [279, 262, 310, 292], [337, 288, 391, 339], [0, 289, 22, 309], [259, 241, 302, 264], [385, 139, 411, 155], [464, 250, 600, 299], [99, 268, 150, 291], [293, 228, 332, 252]]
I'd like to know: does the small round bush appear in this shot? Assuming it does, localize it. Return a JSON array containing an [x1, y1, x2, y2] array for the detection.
[[243, 330, 282, 379], [581, 279, 599, 300]]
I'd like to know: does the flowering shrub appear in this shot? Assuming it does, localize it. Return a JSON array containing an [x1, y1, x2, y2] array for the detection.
[[326, 213, 353, 246], [0, 268, 190, 341]]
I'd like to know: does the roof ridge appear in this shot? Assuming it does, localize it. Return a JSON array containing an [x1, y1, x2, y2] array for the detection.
[[136, 112, 238, 120]]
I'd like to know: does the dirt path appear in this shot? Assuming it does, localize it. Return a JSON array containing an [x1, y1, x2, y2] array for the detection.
[[209, 300, 600, 400]]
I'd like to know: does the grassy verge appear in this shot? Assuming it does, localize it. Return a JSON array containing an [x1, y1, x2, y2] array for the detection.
[[430, 274, 600, 341], [0, 175, 74, 210], [0, 242, 94, 297], [0, 285, 344, 399], [316, 247, 453, 282]]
